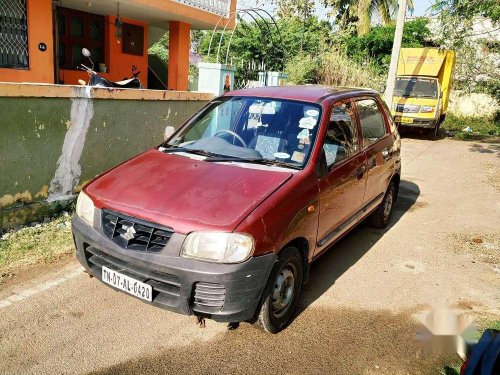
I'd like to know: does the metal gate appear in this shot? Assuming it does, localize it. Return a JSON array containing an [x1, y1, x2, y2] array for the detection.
[[207, 8, 286, 90], [0, 0, 29, 68]]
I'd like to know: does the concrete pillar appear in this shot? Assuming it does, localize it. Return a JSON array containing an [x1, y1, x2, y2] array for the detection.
[[168, 21, 190, 91]]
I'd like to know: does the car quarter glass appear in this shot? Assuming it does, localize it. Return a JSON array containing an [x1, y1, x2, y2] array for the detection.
[[355, 98, 388, 148], [323, 101, 358, 168]]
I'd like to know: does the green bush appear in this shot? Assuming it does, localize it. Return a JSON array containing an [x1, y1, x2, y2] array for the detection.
[[342, 18, 434, 74], [442, 113, 500, 139], [285, 53, 320, 84]]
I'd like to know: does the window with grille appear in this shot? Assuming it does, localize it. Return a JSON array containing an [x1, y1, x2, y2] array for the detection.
[[0, 0, 29, 69], [57, 7, 105, 70]]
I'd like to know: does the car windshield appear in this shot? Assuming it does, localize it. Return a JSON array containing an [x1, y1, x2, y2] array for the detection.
[[163, 96, 322, 169], [394, 78, 438, 98]]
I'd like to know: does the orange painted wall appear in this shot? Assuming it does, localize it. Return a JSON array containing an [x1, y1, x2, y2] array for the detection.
[[59, 16, 149, 88], [168, 22, 190, 91], [0, 0, 55, 84]]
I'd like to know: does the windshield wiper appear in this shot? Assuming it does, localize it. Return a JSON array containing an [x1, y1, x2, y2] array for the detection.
[[204, 156, 263, 163], [205, 156, 301, 169], [160, 146, 220, 157]]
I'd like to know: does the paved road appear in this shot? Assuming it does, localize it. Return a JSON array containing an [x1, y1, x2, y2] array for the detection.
[[1, 138, 499, 375]]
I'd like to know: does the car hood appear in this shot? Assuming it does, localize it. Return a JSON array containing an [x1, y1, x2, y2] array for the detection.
[[85, 149, 293, 233]]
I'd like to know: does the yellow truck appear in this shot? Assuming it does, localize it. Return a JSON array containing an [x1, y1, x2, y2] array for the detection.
[[391, 48, 455, 135]]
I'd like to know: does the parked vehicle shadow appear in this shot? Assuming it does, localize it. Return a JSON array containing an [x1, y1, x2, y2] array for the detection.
[[295, 180, 421, 318], [468, 142, 500, 157], [398, 128, 445, 141]]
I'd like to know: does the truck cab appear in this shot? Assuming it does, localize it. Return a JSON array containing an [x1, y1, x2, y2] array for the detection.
[[391, 48, 455, 135]]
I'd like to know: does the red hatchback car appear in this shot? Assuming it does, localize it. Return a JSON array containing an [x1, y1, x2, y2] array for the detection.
[[72, 86, 401, 333]]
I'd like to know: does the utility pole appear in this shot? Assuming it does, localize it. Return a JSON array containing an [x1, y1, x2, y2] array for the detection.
[[384, 0, 407, 104]]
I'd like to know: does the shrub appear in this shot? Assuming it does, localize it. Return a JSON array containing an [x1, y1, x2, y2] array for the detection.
[[442, 113, 500, 139], [285, 53, 320, 84], [342, 18, 434, 74], [316, 50, 384, 89]]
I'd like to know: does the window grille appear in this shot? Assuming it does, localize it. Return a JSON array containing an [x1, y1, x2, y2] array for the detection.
[[0, 0, 29, 69]]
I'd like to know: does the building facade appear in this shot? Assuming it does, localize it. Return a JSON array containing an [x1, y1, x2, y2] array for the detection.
[[0, 0, 236, 90]]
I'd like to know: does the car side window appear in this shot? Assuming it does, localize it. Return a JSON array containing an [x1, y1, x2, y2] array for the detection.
[[323, 102, 358, 168], [356, 98, 388, 147]]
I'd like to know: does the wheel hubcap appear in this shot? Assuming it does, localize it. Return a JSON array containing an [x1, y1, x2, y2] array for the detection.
[[383, 190, 393, 221], [271, 265, 296, 318]]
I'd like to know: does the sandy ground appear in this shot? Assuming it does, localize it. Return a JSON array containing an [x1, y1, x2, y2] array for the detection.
[[0, 137, 499, 375]]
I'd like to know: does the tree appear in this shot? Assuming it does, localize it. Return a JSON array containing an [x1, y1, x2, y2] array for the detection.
[[271, 0, 316, 19], [251, 0, 315, 19], [431, 0, 500, 90], [342, 18, 433, 72], [432, 0, 499, 48], [196, 16, 331, 69], [323, 0, 414, 35]]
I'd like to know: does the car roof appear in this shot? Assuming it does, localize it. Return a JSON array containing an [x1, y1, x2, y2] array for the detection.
[[224, 85, 379, 103]]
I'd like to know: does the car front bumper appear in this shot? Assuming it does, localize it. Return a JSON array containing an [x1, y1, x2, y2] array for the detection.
[[395, 117, 438, 129], [72, 214, 276, 322]]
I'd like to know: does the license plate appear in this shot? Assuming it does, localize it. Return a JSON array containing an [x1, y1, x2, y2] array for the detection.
[[400, 117, 414, 124], [102, 266, 152, 302]]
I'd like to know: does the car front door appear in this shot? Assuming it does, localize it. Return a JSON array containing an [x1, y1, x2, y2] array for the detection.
[[315, 100, 367, 255], [353, 97, 394, 208]]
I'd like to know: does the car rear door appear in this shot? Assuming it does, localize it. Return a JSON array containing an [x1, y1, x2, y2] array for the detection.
[[315, 99, 367, 254], [353, 96, 394, 209]]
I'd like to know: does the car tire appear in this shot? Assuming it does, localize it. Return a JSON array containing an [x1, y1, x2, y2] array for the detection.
[[255, 247, 303, 334], [369, 182, 396, 229]]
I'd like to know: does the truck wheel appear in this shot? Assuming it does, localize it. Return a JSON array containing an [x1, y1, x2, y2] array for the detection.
[[255, 247, 303, 333], [369, 182, 396, 229]]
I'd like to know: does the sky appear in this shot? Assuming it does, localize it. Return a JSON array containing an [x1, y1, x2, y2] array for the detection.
[[237, 0, 437, 20]]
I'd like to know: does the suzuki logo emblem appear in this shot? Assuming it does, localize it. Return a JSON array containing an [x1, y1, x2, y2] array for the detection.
[[120, 224, 136, 241]]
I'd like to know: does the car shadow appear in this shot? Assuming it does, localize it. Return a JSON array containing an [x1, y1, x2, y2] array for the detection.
[[398, 128, 445, 141], [468, 143, 500, 157], [294, 180, 421, 319]]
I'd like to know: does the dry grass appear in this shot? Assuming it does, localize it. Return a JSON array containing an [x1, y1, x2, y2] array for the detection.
[[0, 215, 74, 283], [317, 50, 385, 90]]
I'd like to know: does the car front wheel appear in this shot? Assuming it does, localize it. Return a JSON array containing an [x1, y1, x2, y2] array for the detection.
[[254, 247, 303, 333]]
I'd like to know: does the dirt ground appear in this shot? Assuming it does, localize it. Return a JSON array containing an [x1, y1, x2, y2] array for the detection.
[[0, 137, 499, 375]]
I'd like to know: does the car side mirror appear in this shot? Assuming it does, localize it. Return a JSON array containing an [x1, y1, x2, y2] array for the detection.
[[82, 48, 91, 58], [164, 126, 175, 141], [439, 92, 443, 98], [316, 148, 328, 178]]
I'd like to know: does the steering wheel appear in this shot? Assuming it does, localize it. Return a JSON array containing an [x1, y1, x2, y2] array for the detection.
[[214, 129, 247, 147]]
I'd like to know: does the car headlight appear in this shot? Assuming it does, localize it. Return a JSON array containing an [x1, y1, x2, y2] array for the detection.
[[180, 232, 254, 263], [76, 191, 95, 227], [421, 106, 435, 113]]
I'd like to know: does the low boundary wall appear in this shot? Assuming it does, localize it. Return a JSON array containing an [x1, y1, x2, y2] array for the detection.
[[0, 83, 212, 229]]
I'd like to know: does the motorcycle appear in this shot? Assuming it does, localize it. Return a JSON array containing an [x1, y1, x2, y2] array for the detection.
[[78, 48, 143, 89]]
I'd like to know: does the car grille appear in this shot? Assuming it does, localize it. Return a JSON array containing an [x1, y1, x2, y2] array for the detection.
[[192, 282, 226, 311], [396, 104, 420, 113], [102, 209, 174, 252]]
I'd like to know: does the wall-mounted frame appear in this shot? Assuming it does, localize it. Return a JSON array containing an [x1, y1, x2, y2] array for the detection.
[[122, 23, 144, 56]]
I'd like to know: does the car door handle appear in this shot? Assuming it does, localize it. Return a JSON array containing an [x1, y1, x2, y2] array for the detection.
[[356, 165, 366, 179]]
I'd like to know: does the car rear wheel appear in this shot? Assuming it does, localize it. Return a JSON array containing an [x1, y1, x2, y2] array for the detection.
[[254, 247, 303, 333], [369, 182, 396, 229]]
